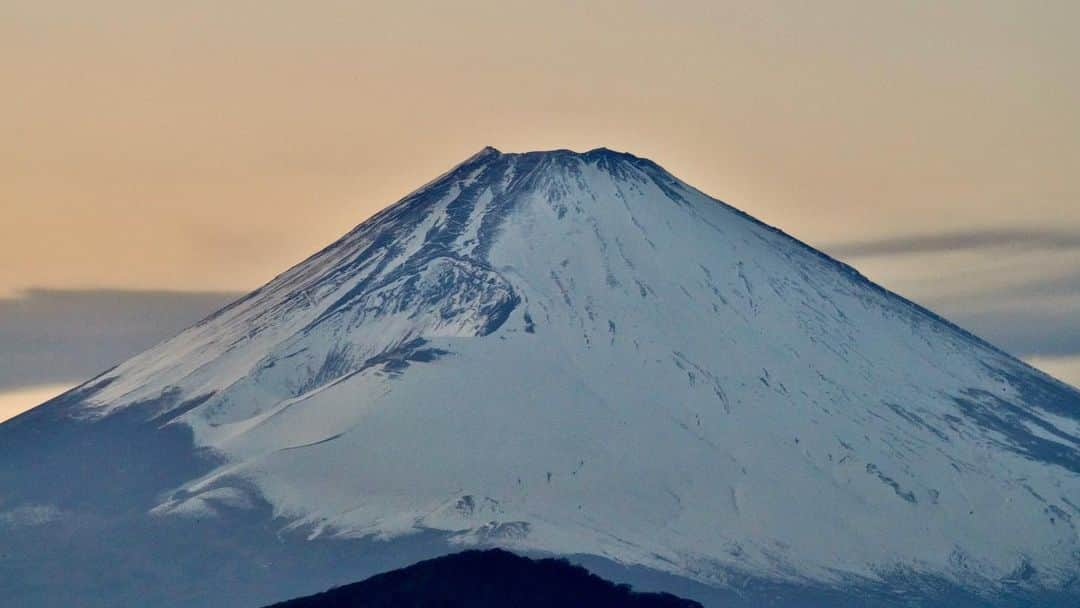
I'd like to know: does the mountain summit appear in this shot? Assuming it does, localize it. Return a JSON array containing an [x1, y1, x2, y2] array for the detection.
[[2, 148, 1078, 607]]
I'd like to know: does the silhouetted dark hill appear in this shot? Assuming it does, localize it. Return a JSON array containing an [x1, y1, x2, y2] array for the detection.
[[264, 549, 702, 608]]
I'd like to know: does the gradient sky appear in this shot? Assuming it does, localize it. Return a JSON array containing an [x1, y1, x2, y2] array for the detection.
[[3, 1, 1079, 419]]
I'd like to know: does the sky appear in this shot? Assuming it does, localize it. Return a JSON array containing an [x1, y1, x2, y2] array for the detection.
[[2, 1, 1079, 420]]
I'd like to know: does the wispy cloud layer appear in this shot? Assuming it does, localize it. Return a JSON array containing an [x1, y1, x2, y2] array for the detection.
[[942, 302, 1080, 359], [0, 289, 239, 394], [1, 244, 1078, 424], [822, 227, 1080, 386], [828, 228, 1080, 258]]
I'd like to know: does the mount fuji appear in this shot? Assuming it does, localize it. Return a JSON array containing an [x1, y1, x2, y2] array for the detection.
[[2, 147, 1078, 607]]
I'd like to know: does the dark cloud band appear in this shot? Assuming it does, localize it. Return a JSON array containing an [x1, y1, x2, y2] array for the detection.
[[941, 304, 1080, 359], [2, 276, 1078, 398], [828, 229, 1080, 258], [0, 289, 240, 393]]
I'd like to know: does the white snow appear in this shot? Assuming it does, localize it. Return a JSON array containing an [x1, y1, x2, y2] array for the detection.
[[77, 147, 1080, 591]]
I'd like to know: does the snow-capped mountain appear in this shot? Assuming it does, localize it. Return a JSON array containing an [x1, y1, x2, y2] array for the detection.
[[2, 147, 1078, 607]]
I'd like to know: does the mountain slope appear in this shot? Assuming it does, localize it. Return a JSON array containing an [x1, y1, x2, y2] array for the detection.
[[2, 147, 1078, 606]]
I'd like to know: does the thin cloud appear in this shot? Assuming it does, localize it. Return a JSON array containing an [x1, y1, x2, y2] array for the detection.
[[0, 288, 240, 393], [3, 271, 1079, 402], [828, 228, 1080, 258], [943, 303, 1080, 360], [914, 266, 1080, 385]]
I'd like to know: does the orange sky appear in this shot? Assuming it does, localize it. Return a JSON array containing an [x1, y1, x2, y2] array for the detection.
[[3, 1, 1080, 402]]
